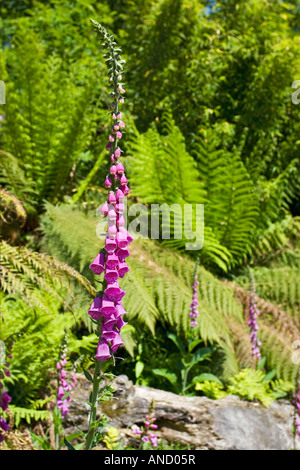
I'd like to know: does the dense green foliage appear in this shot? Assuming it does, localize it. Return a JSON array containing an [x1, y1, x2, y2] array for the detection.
[[0, 0, 299, 441]]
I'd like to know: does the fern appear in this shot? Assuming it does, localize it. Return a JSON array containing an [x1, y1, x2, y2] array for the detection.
[[0, 26, 107, 207], [126, 111, 233, 271], [40, 204, 243, 351], [8, 406, 51, 428], [0, 240, 95, 313], [251, 215, 300, 265], [236, 266, 300, 319], [196, 132, 260, 266], [195, 368, 294, 407]]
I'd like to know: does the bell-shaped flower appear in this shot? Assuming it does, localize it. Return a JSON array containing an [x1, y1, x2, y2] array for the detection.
[[105, 176, 112, 188], [106, 252, 119, 269], [115, 302, 127, 318], [116, 214, 126, 227], [95, 339, 111, 361], [119, 174, 127, 186], [117, 261, 129, 278], [104, 267, 119, 283], [88, 296, 103, 321], [116, 247, 130, 260], [108, 221, 117, 239], [100, 295, 117, 316], [116, 230, 128, 249], [115, 202, 125, 214], [111, 332, 124, 352], [116, 316, 127, 331], [108, 192, 116, 205], [99, 201, 109, 216], [105, 281, 126, 302], [116, 162, 124, 175], [89, 252, 106, 275], [105, 237, 117, 253], [116, 188, 125, 201], [108, 207, 117, 221], [123, 185, 130, 196]]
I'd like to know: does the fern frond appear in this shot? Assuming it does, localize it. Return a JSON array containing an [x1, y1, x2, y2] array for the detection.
[[0, 27, 107, 206], [8, 406, 51, 428], [0, 240, 95, 312], [196, 134, 260, 265]]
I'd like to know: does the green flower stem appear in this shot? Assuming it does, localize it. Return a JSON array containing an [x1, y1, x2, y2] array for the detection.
[[85, 357, 102, 450]]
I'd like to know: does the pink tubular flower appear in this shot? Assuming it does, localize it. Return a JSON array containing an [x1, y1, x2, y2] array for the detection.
[[133, 411, 159, 448], [94, 339, 111, 361], [110, 165, 117, 176], [133, 428, 143, 435], [108, 192, 116, 205], [88, 296, 103, 321], [106, 252, 119, 269], [89, 252, 106, 275], [116, 162, 124, 175], [0, 417, 10, 432], [105, 237, 117, 253], [119, 174, 128, 186], [123, 185, 130, 196], [117, 261, 129, 278], [0, 376, 11, 443], [0, 390, 11, 412], [116, 188, 125, 201], [56, 347, 77, 418]]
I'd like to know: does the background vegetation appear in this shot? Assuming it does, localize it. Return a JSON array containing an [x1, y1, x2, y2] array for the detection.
[[0, 0, 299, 430]]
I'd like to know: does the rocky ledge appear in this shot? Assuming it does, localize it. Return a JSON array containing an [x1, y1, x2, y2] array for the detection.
[[63, 374, 299, 450]]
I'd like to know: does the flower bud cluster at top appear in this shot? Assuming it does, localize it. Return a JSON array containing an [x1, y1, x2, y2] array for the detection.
[[0, 347, 12, 442], [248, 270, 262, 360], [88, 21, 132, 362]]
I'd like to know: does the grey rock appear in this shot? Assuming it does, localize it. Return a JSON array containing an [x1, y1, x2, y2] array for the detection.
[[63, 373, 299, 450]]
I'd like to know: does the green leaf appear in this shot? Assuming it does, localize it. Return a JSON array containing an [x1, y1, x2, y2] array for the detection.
[[167, 333, 185, 352], [83, 368, 93, 382], [74, 442, 85, 450], [64, 437, 76, 450], [188, 339, 204, 353], [152, 368, 178, 385], [65, 431, 84, 441], [135, 361, 144, 378], [262, 370, 276, 383], [257, 357, 267, 371], [192, 373, 223, 386], [191, 347, 213, 365]]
